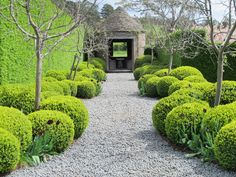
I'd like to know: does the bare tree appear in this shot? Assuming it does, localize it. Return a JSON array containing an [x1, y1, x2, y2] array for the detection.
[[1, 0, 97, 110], [194, 0, 236, 106]]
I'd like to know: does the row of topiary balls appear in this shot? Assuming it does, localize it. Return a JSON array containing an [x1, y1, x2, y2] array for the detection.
[[135, 66, 236, 170]]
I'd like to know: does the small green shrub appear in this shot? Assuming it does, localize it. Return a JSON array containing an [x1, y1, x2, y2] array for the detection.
[[28, 110, 74, 152], [154, 69, 168, 77], [134, 55, 153, 69], [165, 102, 209, 144], [0, 128, 20, 173], [62, 80, 78, 96], [74, 75, 89, 82], [0, 106, 32, 151], [184, 75, 207, 83], [43, 77, 58, 82], [202, 103, 236, 139], [77, 81, 96, 99], [78, 69, 95, 79], [170, 66, 203, 80], [90, 57, 106, 71], [146, 77, 161, 97], [42, 91, 61, 99], [56, 81, 71, 95], [156, 76, 179, 97], [171, 88, 204, 100], [214, 121, 236, 170], [42, 81, 64, 95], [76, 62, 95, 71], [133, 67, 144, 80], [41, 96, 89, 139], [89, 78, 102, 96], [152, 95, 203, 135], [138, 74, 156, 95], [204, 81, 236, 106], [92, 68, 106, 81], [46, 70, 69, 81], [141, 65, 162, 75], [168, 81, 193, 95]]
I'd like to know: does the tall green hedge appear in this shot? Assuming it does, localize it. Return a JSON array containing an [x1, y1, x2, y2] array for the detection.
[[0, 0, 84, 84]]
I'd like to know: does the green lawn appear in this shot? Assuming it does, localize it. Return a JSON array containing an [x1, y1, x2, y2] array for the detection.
[[113, 50, 128, 57]]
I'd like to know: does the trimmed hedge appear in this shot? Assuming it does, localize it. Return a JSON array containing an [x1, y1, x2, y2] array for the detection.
[[146, 77, 161, 97], [183, 75, 207, 83], [214, 121, 236, 170], [77, 62, 95, 71], [138, 74, 156, 95], [43, 77, 58, 82], [134, 67, 144, 80], [62, 80, 78, 96], [154, 69, 168, 77], [168, 81, 193, 95], [202, 103, 236, 139], [92, 68, 106, 81], [42, 81, 64, 95], [134, 55, 153, 69], [46, 70, 69, 81], [169, 66, 203, 80], [56, 81, 71, 95], [41, 96, 89, 139], [77, 81, 96, 99], [165, 102, 209, 144], [90, 57, 106, 71], [171, 88, 204, 100], [152, 95, 204, 135], [42, 91, 61, 99], [156, 76, 179, 97], [0, 128, 20, 173], [28, 110, 74, 152], [0, 106, 32, 151]]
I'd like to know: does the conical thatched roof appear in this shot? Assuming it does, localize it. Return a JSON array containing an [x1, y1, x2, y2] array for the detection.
[[101, 7, 144, 32]]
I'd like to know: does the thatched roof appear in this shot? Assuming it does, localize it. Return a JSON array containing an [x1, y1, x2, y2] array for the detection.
[[101, 7, 144, 32]]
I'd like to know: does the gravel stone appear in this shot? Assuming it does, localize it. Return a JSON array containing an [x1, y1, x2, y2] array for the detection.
[[8, 73, 236, 177]]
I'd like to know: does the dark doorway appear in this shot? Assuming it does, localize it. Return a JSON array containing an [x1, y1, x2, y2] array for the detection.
[[109, 39, 133, 70]]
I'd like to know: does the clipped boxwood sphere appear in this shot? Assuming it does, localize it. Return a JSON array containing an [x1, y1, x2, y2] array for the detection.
[[165, 102, 209, 144], [78, 69, 95, 79], [41, 96, 89, 139], [46, 70, 69, 81], [170, 66, 203, 80], [138, 74, 156, 90], [56, 81, 71, 95], [152, 95, 203, 135], [77, 62, 95, 71], [92, 68, 106, 81], [202, 104, 236, 138], [204, 81, 236, 106], [134, 55, 152, 69], [214, 121, 236, 170], [77, 81, 96, 99], [171, 88, 204, 100], [141, 65, 161, 75], [43, 77, 58, 82], [0, 106, 32, 151], [133, 67, 144, 80], [156, 76, 179, 97], [90, 57, 106, 71], [28, 110, 74, 152], [184, 75, 207, 83], [0, 128, 20, 173], [42, 81, 64, 95], [168, 81, 193, 95], [89, 78, 102, 96], [154, 69, 168, 77], [146, 77, 161, 97], [42, 91, 61, 99], [62, 80, 78, 97]]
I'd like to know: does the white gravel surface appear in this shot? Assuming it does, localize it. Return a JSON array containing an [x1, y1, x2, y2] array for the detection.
[[8, 73, 236, 177]]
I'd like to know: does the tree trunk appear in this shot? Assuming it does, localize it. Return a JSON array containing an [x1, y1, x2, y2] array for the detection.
[[168, 50, 174, 75], [87, 53, 90, 68], [151, 48, 154, 64], [214, 52, 224, 106], [35, 38, 43, 110]]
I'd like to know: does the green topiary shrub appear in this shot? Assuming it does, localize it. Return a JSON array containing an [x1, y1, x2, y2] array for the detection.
[[134, 55, 153, 69], [42, 81, 64, 95], [41, 96, 89, 139], [138, 74, 156, 95], [28, 110, 74, 152], [62, 80, 78, 96], [168, 81, 193, 95], [0, 128, 20, 173], [202, 103, 236, 139], [0, 84, 35, 114], [0, 106, 32, 151], [74, 75, 90, 82], [152, 95, 203, 135], [92, 68, 106, 81], [89, 78, 102, 96], [76, 62, 95, 71], [77, 81, 96, 99], [184, 75, 207, 83], [90, 57, 106, 71], [169, 66, 203, 80], [42, 91, 61, 99], [133, 67, 144, 80], [156, 76, 179, 97], [154, 69, 168, 77], [204, 81, 236, 106], [145, 77, 161, 97], [43, 77, 58, 82], [171, 88, 204, 100], [165, 102, 209, 144], [46, 70, 69, 81], [141, 65, 162, 75], [78, 69, 95, 79], [214, 121, 236, 170], [56, 81, 71, 95]]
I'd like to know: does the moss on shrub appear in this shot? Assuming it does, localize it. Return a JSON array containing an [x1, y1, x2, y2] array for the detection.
[[0, 128, 20, 173], [165, 102, 209, 144], [146, 77, 161, 97], [154, 69, 168, 77], [46, 70, 69, 81], [77, 81, 96, 99], [170, 66, 203, 80], [156, 76, 179, 97], [0, 106, 32, 151], [28, 110, 74, 152], [214, 121, 236, 170], [41, 96, 89, 139], [184, 75, 207, 83], [152, 95, 203, 135]]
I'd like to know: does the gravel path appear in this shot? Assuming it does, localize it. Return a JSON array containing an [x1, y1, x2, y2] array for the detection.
[[8, 73, 236, 177]]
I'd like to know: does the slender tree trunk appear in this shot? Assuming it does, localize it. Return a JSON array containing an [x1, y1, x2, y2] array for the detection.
[[214, 52, 224, 106], [35, 38, 43, 110], [151, 47, 154, 64], [87, 53, 90, 68], [168, 49, 174, 75], [69, 54, 77, 80], [73, 55, 81, 81]]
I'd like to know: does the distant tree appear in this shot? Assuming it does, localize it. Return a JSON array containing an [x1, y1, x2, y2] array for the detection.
[[101, 4, 114, 18]]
